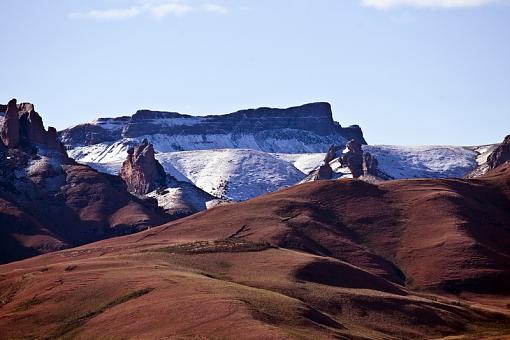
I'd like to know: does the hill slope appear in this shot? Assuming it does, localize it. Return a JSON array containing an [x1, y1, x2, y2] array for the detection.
[[1, 164, 509, 339]]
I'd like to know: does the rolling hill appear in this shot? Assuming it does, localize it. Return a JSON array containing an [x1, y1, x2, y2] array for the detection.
[[1, 163, 509, 339]]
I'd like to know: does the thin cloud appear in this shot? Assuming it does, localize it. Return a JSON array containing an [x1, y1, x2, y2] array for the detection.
[[149, 2, 194, 18], [201, 3, 229, 14], [69, 1, 228, 20], [361, 0, 509, 9]]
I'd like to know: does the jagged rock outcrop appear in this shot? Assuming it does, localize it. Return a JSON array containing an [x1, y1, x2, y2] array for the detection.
[[324, 145, 338, 164], [0, 98, 66, 153], [487, 135, 510, 170], [465, 135, 510, 178], [340, 139, 364, 178], [120, 139, 167, 195], [301, 146, 337, 182], [19, 104, 47, 144], [363, 152, 379, 176], [1, 99, 20, 147], [316, 163, 333, 180]]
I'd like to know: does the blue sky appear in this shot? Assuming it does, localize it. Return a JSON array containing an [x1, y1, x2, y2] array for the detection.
[[0, 0, 509, 145]]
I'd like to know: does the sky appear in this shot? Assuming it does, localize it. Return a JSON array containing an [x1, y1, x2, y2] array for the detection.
[[0, 0, 509, 146]]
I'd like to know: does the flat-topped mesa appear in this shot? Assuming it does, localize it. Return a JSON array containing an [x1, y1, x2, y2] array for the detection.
[[487, 135, 510, 170], [0, 98, 67, 154], [120, 139, 167, 195], [59, 102, 366, 153], [126, 102, 363, 139]]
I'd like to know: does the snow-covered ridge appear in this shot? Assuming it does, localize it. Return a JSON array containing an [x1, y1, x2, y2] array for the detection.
[[363, 145, 478, 179], [86, 148, 305, 201], [83, 144, 486, 202]]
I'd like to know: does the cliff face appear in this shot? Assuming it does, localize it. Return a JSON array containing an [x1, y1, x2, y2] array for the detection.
[[0, 99, 65, 153], [59, 102, 366, 156], [487, 135, 510, 170]]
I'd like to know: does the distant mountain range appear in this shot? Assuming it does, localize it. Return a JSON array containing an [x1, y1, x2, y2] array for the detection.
[[59, 102, 366, 159], [56, 102, 497, 201]]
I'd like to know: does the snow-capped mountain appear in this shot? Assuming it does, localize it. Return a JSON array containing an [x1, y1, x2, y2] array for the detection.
[[57, 101, 500, 202], [59, 102, 366, 159]]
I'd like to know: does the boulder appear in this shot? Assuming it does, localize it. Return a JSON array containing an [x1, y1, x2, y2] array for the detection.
[[120, 139, 167, 195], [317, 163, 333, 180], [1, 99, 20, 147]]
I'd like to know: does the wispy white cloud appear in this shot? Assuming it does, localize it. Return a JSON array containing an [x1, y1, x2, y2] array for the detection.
[[361, 0, 509, 9], [149, 2, 194, 18], [201, 3, 229, 14], [70, 1, 228, 20]]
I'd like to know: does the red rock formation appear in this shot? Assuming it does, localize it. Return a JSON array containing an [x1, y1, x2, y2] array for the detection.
[[120, 139, 167, 195], [0, 99, 67, 153], [363, 152, 379, 176], [316, 163, 333, 180], [340, 139, 364, 178], [46, 126, 61, 151], [1, 99, 20, 147], [324, 146, 337, 164], [487, 135, 510, 170], [18, 104, 47, 145]]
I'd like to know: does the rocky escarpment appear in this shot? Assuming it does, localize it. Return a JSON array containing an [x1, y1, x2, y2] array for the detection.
[[0, 98, 172, 264], [1, 99, 66, 153], [466, 135, 510, 178], [487, 135, 510, 170], [120, 139, 167, 195], [59, 102, 367, 159]]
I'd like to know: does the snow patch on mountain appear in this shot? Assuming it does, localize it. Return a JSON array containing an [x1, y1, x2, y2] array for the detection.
[[79, 144, 483, 203], [363, 145, 478, 179], [273, 153, 326, 174], [156, 149, 305, 201], [84, 148, 306, 201]]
